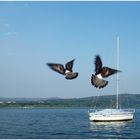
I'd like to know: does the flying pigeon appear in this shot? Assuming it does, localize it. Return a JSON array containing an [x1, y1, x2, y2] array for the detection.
[[91, 55, 121, 88], [47, 59, 78, 80]]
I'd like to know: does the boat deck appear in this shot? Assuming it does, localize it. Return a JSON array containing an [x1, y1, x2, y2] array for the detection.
[[88, 109, 135, 122]]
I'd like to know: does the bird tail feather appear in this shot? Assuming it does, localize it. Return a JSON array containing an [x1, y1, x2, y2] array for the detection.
[[91, 74, 108, 88]]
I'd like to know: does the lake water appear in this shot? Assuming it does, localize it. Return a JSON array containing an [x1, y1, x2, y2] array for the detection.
[[0, 108, 140, 139]]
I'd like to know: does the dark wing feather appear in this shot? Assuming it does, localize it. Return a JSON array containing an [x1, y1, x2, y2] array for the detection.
[[65, 59, 75, 72], [95, 55, 102, 75], [101, 67, 121, 78], [47, 63, 65, 75]]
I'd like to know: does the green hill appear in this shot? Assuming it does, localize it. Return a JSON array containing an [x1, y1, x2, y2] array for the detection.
[[0, 94, 140, 108]]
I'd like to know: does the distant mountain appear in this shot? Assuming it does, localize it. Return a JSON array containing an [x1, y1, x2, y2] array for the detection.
[[0, 97, 61, 103], [47, 97, 61, 100], [0, 94, 140, 108]]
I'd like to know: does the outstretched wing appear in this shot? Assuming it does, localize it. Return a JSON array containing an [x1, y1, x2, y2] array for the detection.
[[91, 74, 108, 89], [65, 59, 75, 72], [95, 55, 102, 75], [47, 63, 65, 75], [102, 67, 121, 78]]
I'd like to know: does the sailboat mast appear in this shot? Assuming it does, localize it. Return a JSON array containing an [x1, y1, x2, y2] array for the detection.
[[116, 35, 119, 109]]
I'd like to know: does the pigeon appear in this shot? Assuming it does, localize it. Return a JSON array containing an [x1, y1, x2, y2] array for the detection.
[[47, 59, 78, 80], [91, 55, 121, 88]]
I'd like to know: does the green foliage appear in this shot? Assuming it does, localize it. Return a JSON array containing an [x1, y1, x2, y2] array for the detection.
[[0, 94, 140, 108]]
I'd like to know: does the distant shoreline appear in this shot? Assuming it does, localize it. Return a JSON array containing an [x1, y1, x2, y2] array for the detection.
[[0, 94, 140, 108]]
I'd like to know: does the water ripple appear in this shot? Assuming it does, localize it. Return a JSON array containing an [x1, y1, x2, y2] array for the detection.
[[0, 108, 139, 139]]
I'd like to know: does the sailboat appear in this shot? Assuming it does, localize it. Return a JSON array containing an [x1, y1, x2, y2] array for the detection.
[[88, 36, 135, 122]]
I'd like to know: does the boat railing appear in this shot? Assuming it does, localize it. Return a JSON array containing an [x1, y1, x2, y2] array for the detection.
[[88, 108, 135, 115]]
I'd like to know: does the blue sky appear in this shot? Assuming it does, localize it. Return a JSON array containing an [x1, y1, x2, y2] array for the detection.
[[0, 1, 140, 98]]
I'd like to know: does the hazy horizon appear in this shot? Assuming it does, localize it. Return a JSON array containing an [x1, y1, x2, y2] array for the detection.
[[0, 1, 140, 98], [0, 92, 139, 99]]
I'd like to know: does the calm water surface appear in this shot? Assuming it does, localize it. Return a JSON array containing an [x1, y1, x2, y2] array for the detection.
[[0, 108, 139, 139]]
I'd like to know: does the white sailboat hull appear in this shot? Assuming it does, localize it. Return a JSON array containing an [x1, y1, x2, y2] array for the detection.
[[88, 109, 135, 122]]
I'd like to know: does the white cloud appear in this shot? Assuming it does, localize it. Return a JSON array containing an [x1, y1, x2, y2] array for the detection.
[[1, 22, 19, 37], [5, 31, 18, 36], [4, 23, 10, 28]]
